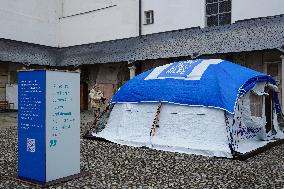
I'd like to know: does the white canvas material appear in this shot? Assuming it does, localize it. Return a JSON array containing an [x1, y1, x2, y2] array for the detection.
[[94, 103, 233, 158], [93, 82, 284, 158]]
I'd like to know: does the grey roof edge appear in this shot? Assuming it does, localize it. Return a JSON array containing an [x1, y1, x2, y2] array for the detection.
[[1, 14, 284, 66], [60, 14, 284, 66], [0, 38, 58, 66]]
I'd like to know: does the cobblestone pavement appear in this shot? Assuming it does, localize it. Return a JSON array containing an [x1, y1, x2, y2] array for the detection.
[[1, 112, 284, 188]]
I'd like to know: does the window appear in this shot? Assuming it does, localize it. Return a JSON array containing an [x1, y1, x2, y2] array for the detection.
[[9, 71, 18, 84], [144, 10, 154, 25], [206, 0, 231, 27], [250, 93, 263, 117]]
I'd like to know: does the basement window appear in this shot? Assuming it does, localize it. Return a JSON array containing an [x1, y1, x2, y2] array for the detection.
[[144, 10, 154, 25], [206, 0, 231, 27]]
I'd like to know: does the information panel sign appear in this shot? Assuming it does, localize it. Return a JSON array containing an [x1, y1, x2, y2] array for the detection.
[[18, 70, 80, 183], [45, 71, 80, 182], [18, 70, 46, 182]]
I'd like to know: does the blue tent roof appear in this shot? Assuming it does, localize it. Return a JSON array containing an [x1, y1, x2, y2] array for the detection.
[[111, 59, 280, 114]]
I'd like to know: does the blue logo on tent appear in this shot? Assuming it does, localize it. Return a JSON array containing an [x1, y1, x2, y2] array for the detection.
[[157, 60, 202, 78]]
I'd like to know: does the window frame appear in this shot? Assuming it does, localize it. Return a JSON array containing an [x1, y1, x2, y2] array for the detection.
[[144, 10, 154, 25], [205, 0, 231, 27]]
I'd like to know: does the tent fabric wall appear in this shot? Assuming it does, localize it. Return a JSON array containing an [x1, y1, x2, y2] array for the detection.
[[93, 82, 284, 158], [225, 93, 269, 154], [95, 103, 158, 147], [225, 82, 284, 154], [151, 104, 232, 158], [94, 103, 233, 158]]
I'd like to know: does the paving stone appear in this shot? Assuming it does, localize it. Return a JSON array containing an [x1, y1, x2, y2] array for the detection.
[[1, 112, 284, 188]]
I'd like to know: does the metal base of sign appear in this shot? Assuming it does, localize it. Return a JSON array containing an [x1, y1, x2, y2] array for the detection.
[[8, 172, 89, 188]]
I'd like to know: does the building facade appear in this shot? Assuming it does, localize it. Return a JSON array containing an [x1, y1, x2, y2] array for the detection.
[[0, 0, 284, 110]]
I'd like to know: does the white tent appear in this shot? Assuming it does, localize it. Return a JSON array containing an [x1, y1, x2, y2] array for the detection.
[[92, 59, 284, 158]]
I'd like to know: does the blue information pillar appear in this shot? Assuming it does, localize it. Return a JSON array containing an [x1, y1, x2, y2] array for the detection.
[[18, 70, 46, 182], [18, 70, 80, 183]]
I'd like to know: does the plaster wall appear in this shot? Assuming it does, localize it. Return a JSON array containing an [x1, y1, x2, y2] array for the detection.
[[0, 0, 61, 47], [1, 0, 284, 47], [232, 0, 284, 23], [141, 0, 205, 35], [59, 0, 139, 47]]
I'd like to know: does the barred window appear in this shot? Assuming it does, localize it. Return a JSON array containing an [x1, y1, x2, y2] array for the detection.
[[206, 0, 231, 27]]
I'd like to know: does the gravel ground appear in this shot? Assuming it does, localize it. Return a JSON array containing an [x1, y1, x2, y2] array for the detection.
[[1, 112, 284, 188]]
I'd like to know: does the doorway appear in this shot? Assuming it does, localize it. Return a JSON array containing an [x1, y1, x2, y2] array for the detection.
[[265, 87, 274, 133], [80, 82, 88, 112], [264, 61, 281, 105]]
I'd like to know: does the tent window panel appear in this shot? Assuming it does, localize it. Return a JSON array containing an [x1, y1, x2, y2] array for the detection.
[[250, 93, 263, 117]]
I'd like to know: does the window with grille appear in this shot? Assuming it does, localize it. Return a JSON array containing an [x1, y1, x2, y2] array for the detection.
[[144, 10, 154, 25], [206, 0, 231, 27]]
